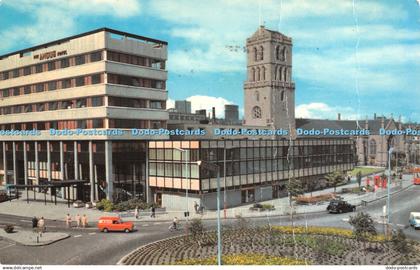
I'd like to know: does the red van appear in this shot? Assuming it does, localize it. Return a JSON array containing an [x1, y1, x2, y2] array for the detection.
[[97, 216, 134, 233]]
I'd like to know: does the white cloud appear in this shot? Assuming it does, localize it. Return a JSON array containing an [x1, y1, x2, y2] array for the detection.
[[0, 0, 141, 52], [296, 102, 357, 120], [186, 95, 234, 118], [166, 98, 175, 110]]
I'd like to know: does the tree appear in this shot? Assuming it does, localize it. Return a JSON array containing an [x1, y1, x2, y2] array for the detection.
[[189, 218, 206, 248], [391, 229, 412, 264], [356, 171, 362, 188], [305, 179, 317, 197], [349, 212, 377, 243], [325, 171, 344, 193], [286, 177, 304, 207]]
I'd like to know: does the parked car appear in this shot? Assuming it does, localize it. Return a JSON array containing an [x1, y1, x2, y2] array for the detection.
[[97, 216, 134, 233], [73, 200, 84, 208], [327, 200, 356, 214], [409, 212, 420, 229]]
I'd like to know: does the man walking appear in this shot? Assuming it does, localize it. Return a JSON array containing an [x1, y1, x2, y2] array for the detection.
[[75, 214, 81, 227], [81, 214, 88, 228], [32, 216, 38, 231], [37, 217, 45, 237], [150, 206, 156, 218], [65, 213, 72, 228], [134, 207, 139, 219], [194, 201, 199, 214]]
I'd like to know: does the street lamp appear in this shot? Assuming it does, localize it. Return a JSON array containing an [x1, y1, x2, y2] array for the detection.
[[174, 148, 189, 220], [197, 160, 222, 266], [387, 147, 394, 225]]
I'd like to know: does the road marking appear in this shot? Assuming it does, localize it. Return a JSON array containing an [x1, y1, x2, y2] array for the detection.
[[88, 232, 96, 235], [142, 224, 150, 227], [20, 220, 31, 223], [74, 234, 82, 238], [342, 218, 349, 222], [154, 222, 161, 225], [0, 243, 15, 250]]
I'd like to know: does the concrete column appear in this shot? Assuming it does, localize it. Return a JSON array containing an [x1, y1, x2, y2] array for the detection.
[[105, 141, 113, 201], [23, 142, 28, 185], [60, 141, 64, 197], [74, 141, 78, 180], [89, 141, 95, 202], [47, 141, 51, 182], [2, 142, 7, 184], [34, 142, 39, 183], [12, 142, 17, 185], [145, 146, 151, 203]]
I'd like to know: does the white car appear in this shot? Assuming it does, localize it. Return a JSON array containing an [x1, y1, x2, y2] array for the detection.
[[409, 212, 420, 229]]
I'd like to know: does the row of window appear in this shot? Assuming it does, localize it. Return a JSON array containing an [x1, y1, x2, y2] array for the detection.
[[150, 153, 354, 179], [251, 45, 287, 62], [0, 96, 103, 115], [0, 50, 167, 81], [108, 96, 165, 109], [108, 119, 166, 129], [0, 73, 103, 98], [0, 119, 105, 131], [0, 96, 166, 116], [107, 51, 165, 70], [0, 51, 103, 81], [108, 73, 165, 90]]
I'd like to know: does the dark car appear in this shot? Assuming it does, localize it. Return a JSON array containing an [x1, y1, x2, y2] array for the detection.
[[327, 200, 356, 214]]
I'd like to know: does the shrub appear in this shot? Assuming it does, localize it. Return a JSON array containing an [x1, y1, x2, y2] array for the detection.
[[349, 212, 377, 242], [96, 199, 115, 212], [113, 198, 157, 212], [174, 254, 308, 265], [4, 224, 14, 233], [273, 226, 385, 242]]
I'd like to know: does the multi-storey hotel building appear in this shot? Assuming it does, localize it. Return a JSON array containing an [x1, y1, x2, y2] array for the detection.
[[0, 28, 168, 202]]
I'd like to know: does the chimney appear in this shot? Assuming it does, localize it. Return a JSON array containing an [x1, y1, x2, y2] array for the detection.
[[212, 107, 216, 121], [337, 113, 341, 121], [374, 113, 377, 120]]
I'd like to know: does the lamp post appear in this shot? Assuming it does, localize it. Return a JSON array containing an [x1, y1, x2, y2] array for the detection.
[[387, 147, 394, 225], [197, 160, 222, 266], [174, 148, 189, 220], [223, 147, 227, 219]]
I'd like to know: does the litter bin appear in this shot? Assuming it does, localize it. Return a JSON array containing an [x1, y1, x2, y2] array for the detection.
[[361, 200, 367, 207]]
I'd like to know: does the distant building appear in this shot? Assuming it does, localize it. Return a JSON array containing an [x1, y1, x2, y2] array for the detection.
[[224, 104, 240, 124], [175, 100, 191, 114]]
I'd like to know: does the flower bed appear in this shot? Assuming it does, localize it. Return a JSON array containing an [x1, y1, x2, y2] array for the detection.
[[295, 193, 335, 204], [273, 226, 385, 242], [174, 253, 308, 265]]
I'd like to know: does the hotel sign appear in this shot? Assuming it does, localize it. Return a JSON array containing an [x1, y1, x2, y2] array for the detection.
[[33, 50, 67, 60]]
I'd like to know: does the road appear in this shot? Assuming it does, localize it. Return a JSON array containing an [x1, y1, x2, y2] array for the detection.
[[0, 185, 419, 265]]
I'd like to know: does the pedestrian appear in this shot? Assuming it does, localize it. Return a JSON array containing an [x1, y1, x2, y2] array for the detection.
[[347, 175, 351, 183], [81, 214, 88, 228], [134, 206, 139, 219], [32, 216, 38, 230], [150, 206, 156, 218], [65, 213, 72, 228], [172, 217, 179, 230], [193, 201, 199, 214], [37, 217, 45, 237], [75, 214, 81, 227]]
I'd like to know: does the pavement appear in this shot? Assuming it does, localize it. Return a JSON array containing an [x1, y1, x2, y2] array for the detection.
[[0, 227, 69, 246], [0, 171, 414, 225]]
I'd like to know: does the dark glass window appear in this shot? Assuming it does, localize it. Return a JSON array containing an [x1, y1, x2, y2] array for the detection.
[[48, 102, 58, 111], [48, 81, 57, 91], [92, 119, 103, 128], [3, 107, 11, 115], [61, 101, 72, 109], [77, 120, 87, 129], [91, 74, 101, 84], [13, 88, 20, 96], [36, 83, 44, 92], [90, 51, 102, 62], [24, 67, 31, 76], [50, 121, 58, 129], [24, 86, 31, 94], [91, 97, 103, 107], [48, 62, 56, 71], [3, 71, 9, 80], [75, 76, 85, 87], [150, 101, 162, 109], [62, 79, 71, 89], [37, 103, 45, 112], [35, 64, 42, 73], [76, 99, 86, 108], [24, 105, 32, 113], [2, 89, 9, 97], [75, 55, 85, 65], [61, 58, 69, 68], [13, 106, 21, 114], [12, 69, 19, 78]]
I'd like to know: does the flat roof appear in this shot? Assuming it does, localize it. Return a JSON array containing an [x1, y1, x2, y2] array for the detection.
[[0, 27, 168, 60]]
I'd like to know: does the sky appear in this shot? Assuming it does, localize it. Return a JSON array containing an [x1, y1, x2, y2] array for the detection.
[[0, 0, 419, 122]]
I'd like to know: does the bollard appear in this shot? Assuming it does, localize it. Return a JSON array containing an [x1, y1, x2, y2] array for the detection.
[[37, 236, 39, 243]]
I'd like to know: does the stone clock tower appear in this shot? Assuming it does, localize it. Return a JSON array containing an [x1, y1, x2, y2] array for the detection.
[[243, 26, 295, 134]]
